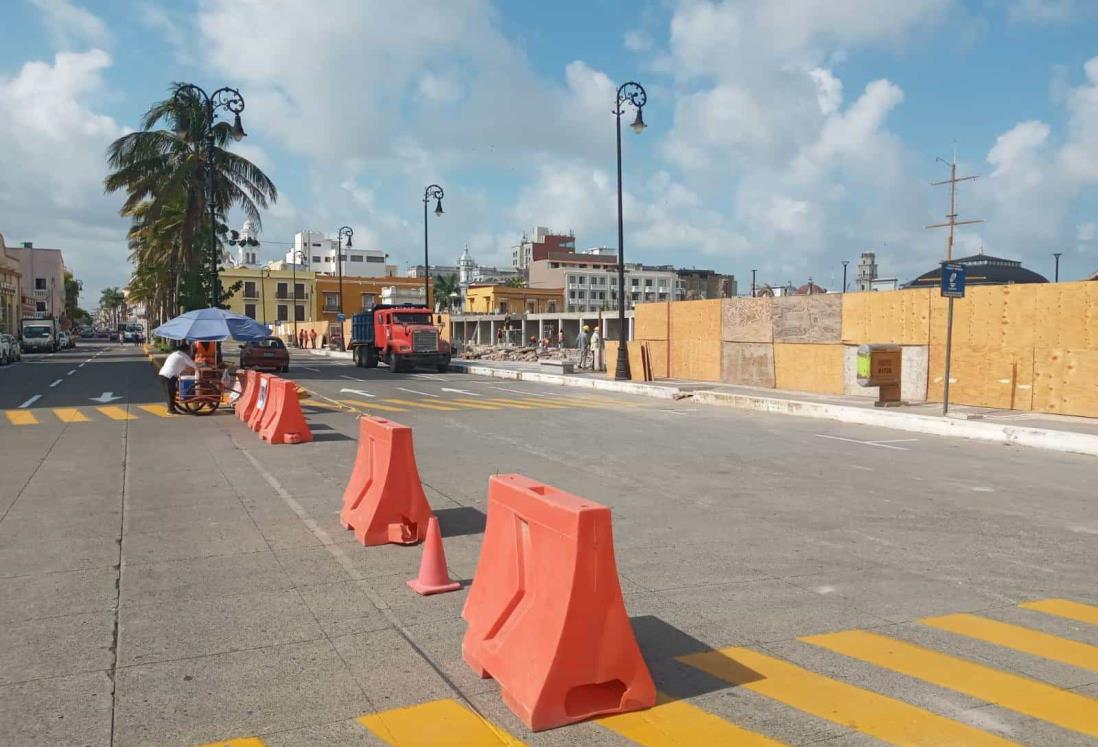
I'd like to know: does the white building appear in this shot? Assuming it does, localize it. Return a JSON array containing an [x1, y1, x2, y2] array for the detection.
[[286, 231, 389, 277], [381, 285, 426, 305], [529, 256, 683, 313]]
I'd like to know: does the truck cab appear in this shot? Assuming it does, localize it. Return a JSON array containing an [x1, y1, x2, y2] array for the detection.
[[350, 305, 451, 373], [20, 319, 59, 353]]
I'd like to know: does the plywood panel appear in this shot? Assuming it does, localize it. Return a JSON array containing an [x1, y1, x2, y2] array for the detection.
[[606, 339, 670, 380], [721, 298, 772, 343], [721, 342, 775, 387], [773, 343, 845, 394], [669, 299, 723, 342], [669, 338, 722, 381], [926, 345, 1034, 410], [1032, 348, 1098, 418], [841, 289, 931, 345], [634, 302, 669, 341], [773, 295, 842, 343], [929, 284, 1037, 354], [1033, 282, 1098, 350]]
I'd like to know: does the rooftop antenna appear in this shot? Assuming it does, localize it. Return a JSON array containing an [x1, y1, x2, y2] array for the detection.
[[927, 143, 983, 261]]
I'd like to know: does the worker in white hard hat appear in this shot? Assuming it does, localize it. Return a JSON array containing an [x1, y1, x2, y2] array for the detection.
[[590, 325, 603, 372], [576, 325, 591, 369]]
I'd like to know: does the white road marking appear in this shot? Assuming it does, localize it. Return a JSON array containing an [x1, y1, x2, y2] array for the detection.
[[89, 391, 123, 403], [440, 387, 479, 396], [67, 369, 76, 375], [872, 439, 919, 444], [339, 387, 375, 398], [970, 486, 994, 492], [339, 374, 364, 381], [49, 379, 63, 387], [19, 395, 41, 408], [815, 434, 912, 451], [814, 585, 836, 594], [302, 366, 320, 372], [78, 363, 86, 368], [490, 386, 545, 397], [397, 387, 439, 398]]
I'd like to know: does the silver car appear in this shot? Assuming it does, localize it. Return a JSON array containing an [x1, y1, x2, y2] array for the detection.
[[0, 334, 19, 364]]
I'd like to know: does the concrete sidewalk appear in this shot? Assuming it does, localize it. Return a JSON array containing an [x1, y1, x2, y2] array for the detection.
[[450, 358, 1098, 457]]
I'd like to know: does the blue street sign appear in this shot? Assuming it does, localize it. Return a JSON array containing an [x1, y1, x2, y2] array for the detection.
[[336, 313, 346, 322], [941, 263, 966, 298]]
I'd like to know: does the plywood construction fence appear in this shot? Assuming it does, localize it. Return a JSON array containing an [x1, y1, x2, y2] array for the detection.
[[773, 294, 842, 343], [605, 339, 669, 381], [773, 343, 845, 395], [634, 302, 670, 341], [842, 288, 931, 345], [721, 298, 772, 343], [721, 342, 774, 387], [1032, 348, 1098, 418]]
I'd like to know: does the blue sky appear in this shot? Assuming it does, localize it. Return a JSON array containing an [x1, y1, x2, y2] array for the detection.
[[1, 0, 1096, 303]]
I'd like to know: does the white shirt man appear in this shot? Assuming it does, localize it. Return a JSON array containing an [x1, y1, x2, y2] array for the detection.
[[158, 347, 195, 414]]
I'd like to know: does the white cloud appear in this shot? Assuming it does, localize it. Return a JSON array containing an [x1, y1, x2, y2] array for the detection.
[[1006, 0, 1077, 23], [30, 0, 111, 49], [0, 49, 128, 299], [809, 67, 843, 115], [624, 30, 653, 52]]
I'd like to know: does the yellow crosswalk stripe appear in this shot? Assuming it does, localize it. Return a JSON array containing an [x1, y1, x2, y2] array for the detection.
[[598, 693, 786, 746], [97, 405, 137, 421], [471, 397, 539, 409], [5, 410, 39, 425], [192, 738, 266, 747], [480, 397, 569, 409], [358, 699, 528, 746], [680, 646, 1019, 746], [1021, 598, 1098, 626], [300, 398, 343, 410], [53, 407, 91, 423], [446, 398, 505, 410], [802, 629, 1098, 738], [921, 613, 1098, 672], [381, 398, 463, 411], [339, 398, 408, 412], [137, 404, 173, 418]]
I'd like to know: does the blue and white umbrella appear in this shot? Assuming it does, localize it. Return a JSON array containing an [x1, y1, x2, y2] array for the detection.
[[152, 307, 272, 342]]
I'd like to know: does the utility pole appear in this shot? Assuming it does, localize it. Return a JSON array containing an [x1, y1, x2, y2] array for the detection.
[[841, 260, 849, 293], [750, 269, 757, 298], [928, 147, 982, 416], [1053, 252, 1062, 282]]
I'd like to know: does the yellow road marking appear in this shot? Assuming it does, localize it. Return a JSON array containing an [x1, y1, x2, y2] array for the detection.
[[802, 629, 1098, 738], [299, 398, 343, 410], [97, 405, 137, 421], [922, 613, 1098, 672], [471, 397, 539, 409], [358, 699, 528, 746], [480, 397, 569, 409], [53, 407, 91, 423], [1021, 598, 1098, 626], [339, 399, 408, 413], [550, 393, 640, 406], [191, 738, 266, 747], [137, 404, 173, 418], [5, 410, 38, 425], [598, 693, 786, 746], [680, 646, 1019, 746], [381, 398, 463, 411], [445, 398, 505, 410]]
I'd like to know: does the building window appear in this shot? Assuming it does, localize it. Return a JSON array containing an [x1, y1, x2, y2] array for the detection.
[[244, 281, 257, 298], [276, 282, 288, 299], [527, 301, 536, 313], [498, 300, 509, 314], [244, 303, 256, 319], [294, 283, 305, 298], [349, 255, 364, 262], [645, 279, 653, 287], [325, 257, 333, 263], [312, 255, 321, 263], [324, 293, 340, 311], [294, 305, 306, 322], [569, 290, 575, 300], [361, 293, 376, 309], [578, 276, 585, 284], [631, 278, 639, 287], [547, 301, 557, 312], [36, 301, 47, 312], [35, 278, 47, 290], [550, 262, 559, 269], [366, 256, 384, 263], [276, 304, 288, 321]]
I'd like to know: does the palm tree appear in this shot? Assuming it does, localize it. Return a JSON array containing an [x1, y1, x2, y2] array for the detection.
[[105, 83, 277, 310], [434, 273, 461, 310], [99, 287, 125, 328]]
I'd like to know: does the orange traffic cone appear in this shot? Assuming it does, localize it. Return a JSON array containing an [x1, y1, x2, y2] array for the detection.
[[407, 516, 461, 596]]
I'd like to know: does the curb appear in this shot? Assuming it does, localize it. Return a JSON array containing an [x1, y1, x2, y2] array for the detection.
[[692, 390, 1098, 458], [306, 348, 353, 360], [448, 362, 684, 400]]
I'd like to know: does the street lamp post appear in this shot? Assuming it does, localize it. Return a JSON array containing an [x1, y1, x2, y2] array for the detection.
[[751, 269, 757, 298], [290, 247, 307, 343], [336, 226, 353, 316], [841, 260, 849, 293], [423, 185, 444, 309], [1053, 252, 1062, 283], [172, 84, 246, 308], [613, 81, 647, 381]]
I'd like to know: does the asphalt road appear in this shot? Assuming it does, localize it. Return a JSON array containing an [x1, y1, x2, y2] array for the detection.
[[1, 344, 1096, 746]]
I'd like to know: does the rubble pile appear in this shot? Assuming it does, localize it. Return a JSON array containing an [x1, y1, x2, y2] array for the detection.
[[461, 345, 575, 363]]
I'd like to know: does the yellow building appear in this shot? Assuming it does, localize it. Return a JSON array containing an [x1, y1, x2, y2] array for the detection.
[[219, 266, 316, 325], [463, 284, 563, 315], [314, 275, 428, 322], [0, 234, 22, 335]]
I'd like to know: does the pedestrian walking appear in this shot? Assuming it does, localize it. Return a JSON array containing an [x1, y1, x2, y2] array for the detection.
[[590, 326, 603, 372], [557, 329, 565, 350], [576, 325, 591, 369], [158, 342, 195, 415], [308, 329, 317, 349]]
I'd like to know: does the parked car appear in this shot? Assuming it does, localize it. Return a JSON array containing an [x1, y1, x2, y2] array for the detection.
[[58, 331, 70, 349], [239, 337, 290, 372], [0, 334, 18, 364]]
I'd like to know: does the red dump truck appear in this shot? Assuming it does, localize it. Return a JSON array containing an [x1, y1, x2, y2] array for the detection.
[[349, 305, 451, 373]]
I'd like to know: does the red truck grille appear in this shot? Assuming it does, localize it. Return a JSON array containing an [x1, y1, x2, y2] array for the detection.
[[412, 330, 438, 353]]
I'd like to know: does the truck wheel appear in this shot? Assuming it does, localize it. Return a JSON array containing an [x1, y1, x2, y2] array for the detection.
[[388, 351, 401, 373], [437, 360, 450, 373], [365, 349, 378, 369], [354, 347, 365, 368]]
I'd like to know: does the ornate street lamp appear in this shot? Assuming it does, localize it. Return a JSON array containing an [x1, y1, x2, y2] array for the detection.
[[423, 185, 444, 308], [336, 226, 353, 315], [613, 81, 647, 380], [172, 84, 246, 308], [290, 247, 308, 341]]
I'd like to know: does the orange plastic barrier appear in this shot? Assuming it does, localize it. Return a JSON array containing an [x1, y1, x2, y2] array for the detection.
[[236, 370, 261, 422], [259, 378, 313, 445], [339, 416, 434, 546], [462, 474, 655, 731], [247, 374, 273, 431]]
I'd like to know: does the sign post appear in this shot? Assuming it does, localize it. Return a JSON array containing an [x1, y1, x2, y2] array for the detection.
[[939, 262, 966, 416]]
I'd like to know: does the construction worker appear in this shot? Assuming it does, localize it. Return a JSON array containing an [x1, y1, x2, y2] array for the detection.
[[576, 325, 590, 369], [590, 326, 603, 371]]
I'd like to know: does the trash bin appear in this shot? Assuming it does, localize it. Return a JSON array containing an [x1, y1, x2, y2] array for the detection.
[[856, 344, 903, 407], [179, 374, 197, 401]]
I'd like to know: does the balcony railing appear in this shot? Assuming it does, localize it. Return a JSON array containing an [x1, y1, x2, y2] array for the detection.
[[275, 291, 309, 300]]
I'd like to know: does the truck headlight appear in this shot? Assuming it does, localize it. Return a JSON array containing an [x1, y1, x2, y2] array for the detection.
[[398, 345, 411, 352]]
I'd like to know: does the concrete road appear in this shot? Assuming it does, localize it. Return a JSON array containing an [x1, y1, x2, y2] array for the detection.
[[1, 343, 1096, 746]]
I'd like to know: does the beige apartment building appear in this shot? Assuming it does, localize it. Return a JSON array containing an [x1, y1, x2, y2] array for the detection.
[[5, 241, 66, 321]]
